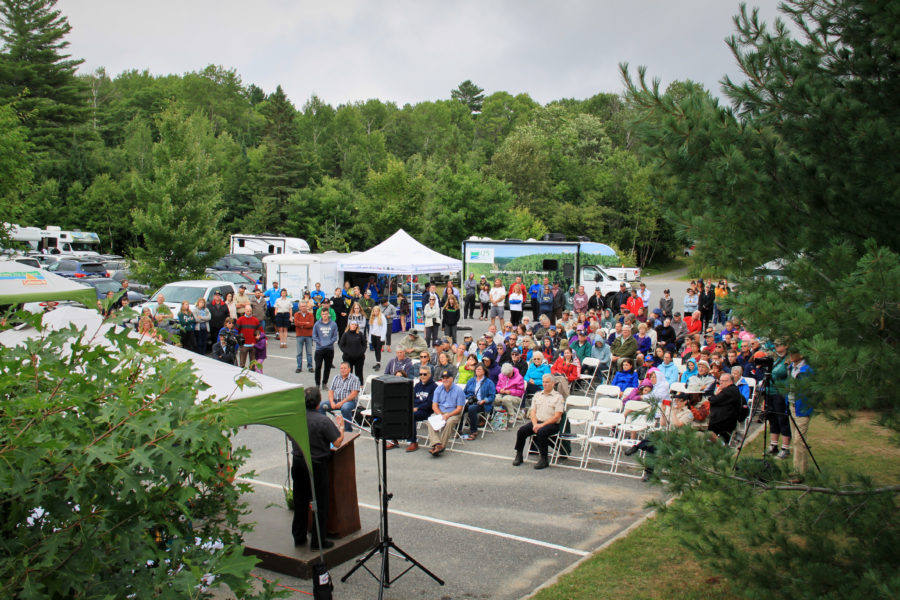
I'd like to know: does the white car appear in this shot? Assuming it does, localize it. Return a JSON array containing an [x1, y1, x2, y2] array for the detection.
[[149, 280, 237, 314]]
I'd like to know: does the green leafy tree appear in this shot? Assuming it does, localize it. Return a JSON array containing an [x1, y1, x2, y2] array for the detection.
[[0, 311, 280, 599], [426, 164, 514, 256], [450, 79, 485, 114], [0, 0, 88, 169], [0, 102, 33, 218], [622, 0, 900, 596], [130, 108, 226, 288]]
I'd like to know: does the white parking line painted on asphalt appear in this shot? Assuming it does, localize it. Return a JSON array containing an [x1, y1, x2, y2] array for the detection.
[[356, 502, 590, 557], [236, 476, 589, 558]]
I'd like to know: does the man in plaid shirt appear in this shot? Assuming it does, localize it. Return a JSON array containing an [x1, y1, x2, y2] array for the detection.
[[318, 362, 360, 432]]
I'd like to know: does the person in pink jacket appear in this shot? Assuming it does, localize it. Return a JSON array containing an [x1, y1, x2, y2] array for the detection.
[[495, 362, 526, 423], [572, 285, 589, 315]]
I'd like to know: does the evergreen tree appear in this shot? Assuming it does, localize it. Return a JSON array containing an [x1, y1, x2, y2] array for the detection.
[[624, 0, 899, 422], [622, 1, 900, 596], [0, 0, 88, 166], [451, 79, 485, 114], [254, 85, 305, 231]]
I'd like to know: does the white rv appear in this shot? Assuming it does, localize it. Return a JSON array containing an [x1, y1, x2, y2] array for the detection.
[[262, 252, 350, 298], [40, 227, 101, 256], [230, 234, 310, 256]]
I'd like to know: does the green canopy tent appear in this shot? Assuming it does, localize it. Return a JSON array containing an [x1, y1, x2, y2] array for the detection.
[[0, 305, 311, 463], [0, 259, 97, 308]]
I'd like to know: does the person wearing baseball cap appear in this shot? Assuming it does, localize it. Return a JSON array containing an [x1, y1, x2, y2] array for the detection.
[[688, 359, 715, 394], [426, 369, 466, 456]]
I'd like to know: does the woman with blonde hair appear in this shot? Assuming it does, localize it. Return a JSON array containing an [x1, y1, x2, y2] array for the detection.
[[224, 291, 237, 320], [369, 305, 387, 370], [192, 297, 211, 354]]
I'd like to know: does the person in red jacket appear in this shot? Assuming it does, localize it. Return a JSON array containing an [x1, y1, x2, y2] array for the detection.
[[625, 289, 644, 316], [293, 300, 316, 374], [550, 347, 581, 397], [235, 305, 261, 369]]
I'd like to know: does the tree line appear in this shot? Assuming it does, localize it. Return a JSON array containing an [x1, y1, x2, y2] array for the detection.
[[0, 0, 679, 285]]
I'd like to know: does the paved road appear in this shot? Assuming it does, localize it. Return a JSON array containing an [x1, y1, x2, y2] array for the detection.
[[228, 276, 685, 599]]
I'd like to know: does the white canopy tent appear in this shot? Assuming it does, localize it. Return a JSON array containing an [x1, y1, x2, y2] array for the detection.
[[337, 229, 461, 274]]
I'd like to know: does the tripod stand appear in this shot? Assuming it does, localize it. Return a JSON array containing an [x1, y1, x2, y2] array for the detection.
[[732, 371, 820, 474], [341, 436, 444, 599]]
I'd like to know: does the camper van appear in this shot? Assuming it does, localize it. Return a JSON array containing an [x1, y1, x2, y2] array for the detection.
[[40, 227, 101, 256], [461, 237, 639, 308], [230, 234, 310, 256]]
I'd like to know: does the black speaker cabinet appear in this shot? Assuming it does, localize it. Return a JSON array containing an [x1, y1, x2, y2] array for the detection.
[[371, 375, 414, 440]]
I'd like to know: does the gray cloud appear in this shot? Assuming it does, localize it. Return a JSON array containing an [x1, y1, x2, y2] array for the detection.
[[60, 0, 786, 107]]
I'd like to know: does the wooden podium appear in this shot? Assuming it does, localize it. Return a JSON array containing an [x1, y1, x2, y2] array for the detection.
[[310, 431, 361, 537], [243, 430, 378, 579]]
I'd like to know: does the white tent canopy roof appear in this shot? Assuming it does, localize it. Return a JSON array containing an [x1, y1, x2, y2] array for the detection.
[[0, 306, 300, 404], [337, 229, 461, 274]]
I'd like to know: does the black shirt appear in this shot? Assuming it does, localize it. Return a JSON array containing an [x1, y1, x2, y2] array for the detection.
[[291, 410, 340, 462]]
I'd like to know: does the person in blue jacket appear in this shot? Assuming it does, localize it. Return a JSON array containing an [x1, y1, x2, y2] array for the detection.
[[538, 284, 554, 318], [680, 357, 698, 383], [462, 363, 496, 440], [528, 277, 542, 321], [611, 358, 639, 392], [788, 349, 814, 480]]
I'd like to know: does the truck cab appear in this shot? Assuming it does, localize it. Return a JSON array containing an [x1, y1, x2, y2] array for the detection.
[[580, 265, 632, 307]]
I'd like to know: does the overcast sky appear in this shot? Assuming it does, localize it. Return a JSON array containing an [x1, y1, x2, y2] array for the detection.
[[60, 0, 788, 108]]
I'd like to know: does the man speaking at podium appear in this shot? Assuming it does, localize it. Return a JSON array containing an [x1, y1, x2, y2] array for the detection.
[[291, 387, 344, 550]]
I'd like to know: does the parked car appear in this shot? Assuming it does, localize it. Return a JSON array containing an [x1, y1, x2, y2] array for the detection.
[[205, 269, 258, 286], [102, 259, 128, 277], [149, 280, 237, 314], [45, 257, 108, 278], [210, 255, 250, 272], [80, 277, 148, 305], [224, 253, 264, 271], [110, 270, 151, 294], [12, 256, 42, 269]]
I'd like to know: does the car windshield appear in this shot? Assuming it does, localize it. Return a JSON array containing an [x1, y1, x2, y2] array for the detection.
[[154, 285, 208, 304], [86, 280, 121, 294], [69, 242, 99, 252], [216, 272, 250, 284], [230, 255, 262, 269]]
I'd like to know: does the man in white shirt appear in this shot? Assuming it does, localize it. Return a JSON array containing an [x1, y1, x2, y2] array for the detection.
[[638, 282, 651, 307], [489, 278, 507, 330]]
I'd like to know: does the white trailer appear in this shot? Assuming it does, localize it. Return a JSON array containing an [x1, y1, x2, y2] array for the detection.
[[230, 234, 310, 256], [2, 223, 42, 251], [261, 252, 350, 298]]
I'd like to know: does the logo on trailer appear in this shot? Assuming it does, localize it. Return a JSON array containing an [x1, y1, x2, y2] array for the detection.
[[466, 247, 494, 264]]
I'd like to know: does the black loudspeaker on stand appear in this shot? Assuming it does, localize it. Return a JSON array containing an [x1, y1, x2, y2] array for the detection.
[[341, 375, 444, 599]]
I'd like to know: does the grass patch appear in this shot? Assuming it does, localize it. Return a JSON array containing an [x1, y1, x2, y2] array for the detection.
[[531, 412, 897, 600]]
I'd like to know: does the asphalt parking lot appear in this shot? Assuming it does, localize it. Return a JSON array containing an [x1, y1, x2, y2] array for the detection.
[[231, 272, 682, 599]]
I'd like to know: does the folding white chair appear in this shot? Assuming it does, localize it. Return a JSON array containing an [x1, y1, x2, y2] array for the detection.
[[576, 357, 601, 393], [672, 357, 683, 369], [669, 382, 687, 396], [352, 374, 379, 433], [616, 414, 652, 473], [552, 408, 592, 465], [582, 411, 625, 471], [591, 396, 622, 415], [593, 384, 621, 402], [565, 395, 591, 410]]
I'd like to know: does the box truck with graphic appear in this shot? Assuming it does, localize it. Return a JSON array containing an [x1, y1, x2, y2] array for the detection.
[[461, 238, 639, 308]]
